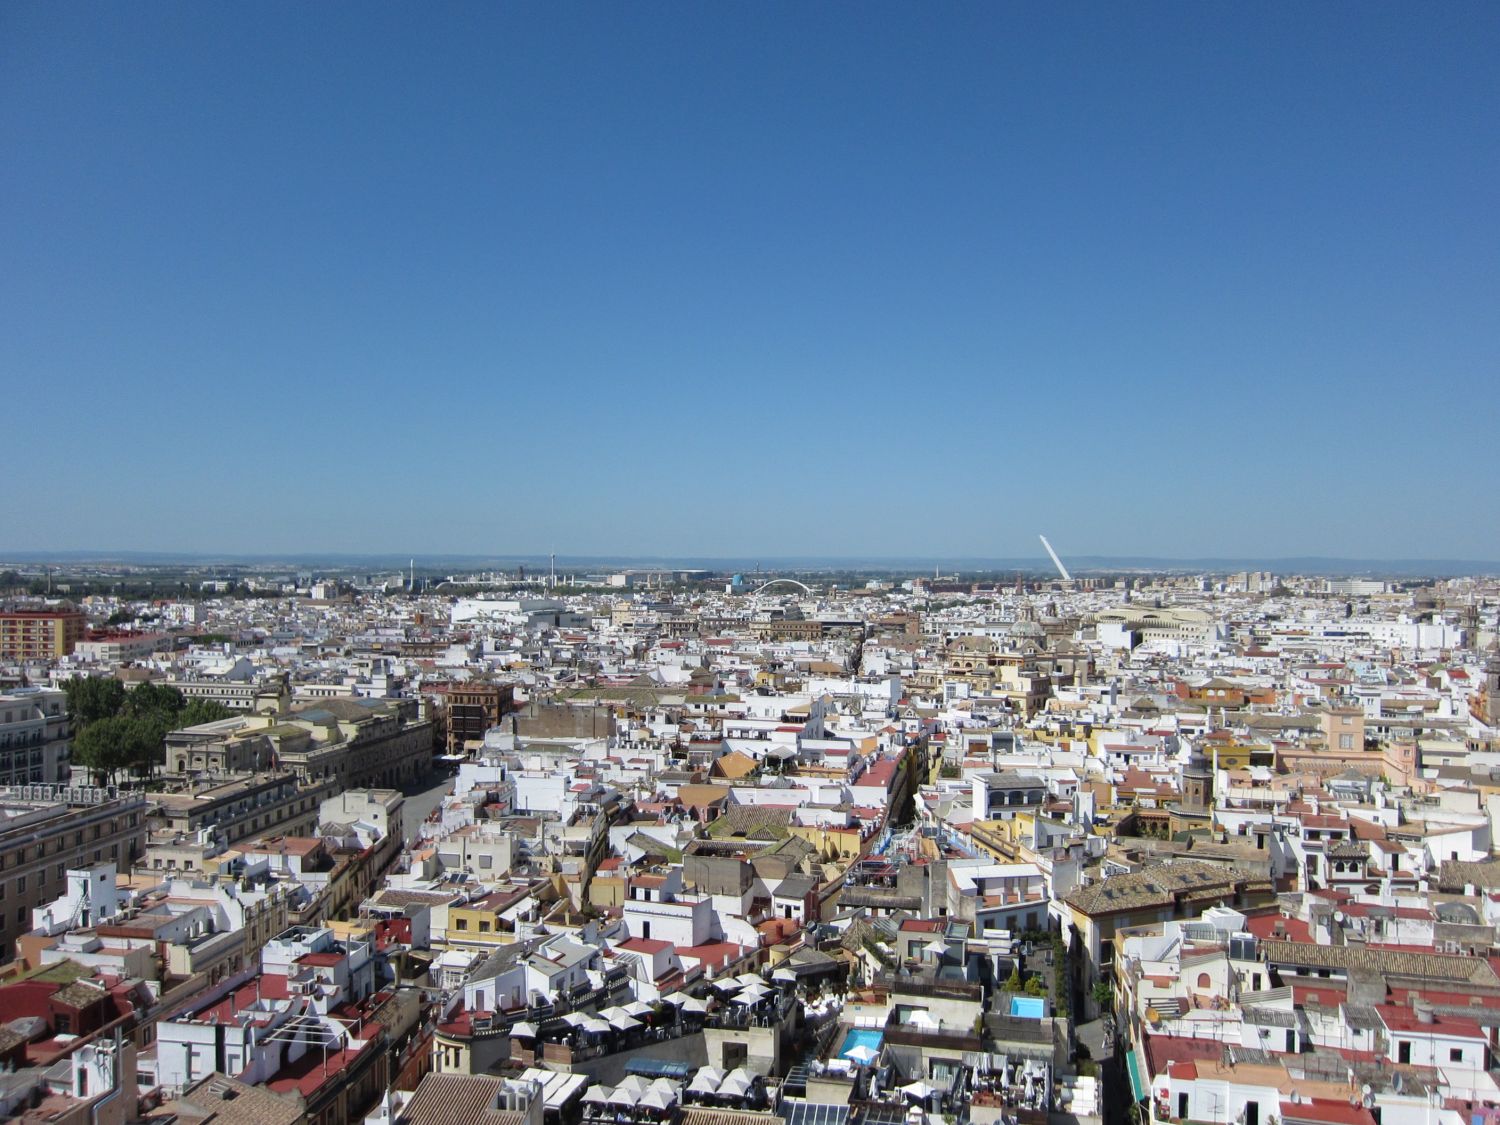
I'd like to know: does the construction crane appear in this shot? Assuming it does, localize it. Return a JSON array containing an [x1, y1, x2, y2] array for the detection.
[[1038, 535, 1072, 583]]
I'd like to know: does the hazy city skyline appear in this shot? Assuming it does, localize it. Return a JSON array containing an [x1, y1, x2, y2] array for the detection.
[[3, 4, 1497, 559]]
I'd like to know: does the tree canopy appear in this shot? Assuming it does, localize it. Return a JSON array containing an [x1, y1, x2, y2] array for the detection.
[[64, 677, 127, 728], [65, 678, 232, 784]]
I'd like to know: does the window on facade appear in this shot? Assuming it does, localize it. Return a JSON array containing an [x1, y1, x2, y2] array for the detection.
[[1450, 1048, 1463, 1062], [455, 918, 468, 931]]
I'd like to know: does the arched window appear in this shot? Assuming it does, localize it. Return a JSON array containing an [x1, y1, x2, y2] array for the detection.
[[1196, 972, 1212, 989]]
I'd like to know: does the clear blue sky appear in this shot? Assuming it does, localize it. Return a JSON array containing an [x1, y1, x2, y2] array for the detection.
[[3, 3, 1497, 561]]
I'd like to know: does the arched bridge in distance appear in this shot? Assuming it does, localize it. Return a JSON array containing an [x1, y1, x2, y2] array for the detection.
[[750, 578, 814, 596]]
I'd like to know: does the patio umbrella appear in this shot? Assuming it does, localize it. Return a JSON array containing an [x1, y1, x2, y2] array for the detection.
[[772, 967, 798, 984], [682, 997, 711, 1014], [582, 1086, 614, 1107], [608, 1012, 643, 1030], [649, 1079, 679, 1096], [561, 1011, 589, 1026], [907, 1010, 937, 1029], [582, 1017, 611, 1035], [845, 1044, 879, 1065], [924, 940, 948, 957], [639, 1087, 676, 1111], [511, 1020, 539, 1039], [730, 991, 761, 1005], [901, 1081, 938, 1100], [719, 1072, 752, 1098], [736, 972, 765, 988], [608, 1088, 639, 1109], [617, 1075, 651, 1096], [686, 1071, 720, 1096], [661, 992, 692, 1007], [625, 1001, 656, 1018], [712, 978, 742, 994]]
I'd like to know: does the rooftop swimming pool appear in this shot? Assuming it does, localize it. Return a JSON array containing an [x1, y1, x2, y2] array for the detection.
[[839, 1028, 885, 1059], [1010, 996, 1046, 1019]]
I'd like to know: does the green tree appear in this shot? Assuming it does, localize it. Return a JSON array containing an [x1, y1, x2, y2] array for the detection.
[[124, 682, 186, 720], [64, 677, 127, 728], [73, 716, 135, 785], [127, 713, 173, 779], [1091, 981, 1115, 1012], [177, 699, 233, 727]]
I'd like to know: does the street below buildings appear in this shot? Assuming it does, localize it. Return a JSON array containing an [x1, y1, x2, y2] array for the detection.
[[399, 766, 454, 844]]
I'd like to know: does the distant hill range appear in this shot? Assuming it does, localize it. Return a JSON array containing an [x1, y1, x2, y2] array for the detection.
[[1, 549, 1496, 579]]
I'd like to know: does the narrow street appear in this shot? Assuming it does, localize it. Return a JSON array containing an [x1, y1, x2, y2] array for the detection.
[[399, 767, 454, 844]]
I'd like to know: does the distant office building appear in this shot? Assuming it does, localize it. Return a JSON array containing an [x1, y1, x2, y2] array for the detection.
[[1326, 578, 1388, 597], [442, 681, 515, 753], [0, 786, 147, 960], [73, 631, 171, 663], [0, 608, 87, 660], [0, 687, 71, 785]]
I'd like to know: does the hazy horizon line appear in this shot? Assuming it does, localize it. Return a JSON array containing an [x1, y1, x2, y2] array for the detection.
[[2, 548, 1497, 578]]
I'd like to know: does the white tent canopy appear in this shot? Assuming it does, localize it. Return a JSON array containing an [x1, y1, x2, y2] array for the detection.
[[639, 1087, 676, 1111], [719, 1073, 752, 1097], [687, 1072, 720, 1096]]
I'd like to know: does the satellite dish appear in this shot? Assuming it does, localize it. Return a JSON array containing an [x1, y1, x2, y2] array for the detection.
[[1333, 910, 1345, 923], [1392, 1074, 1403, 1094]]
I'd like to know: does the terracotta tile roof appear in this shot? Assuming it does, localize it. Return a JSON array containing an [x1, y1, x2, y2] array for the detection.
[[394, 1073, 528, 1125]]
